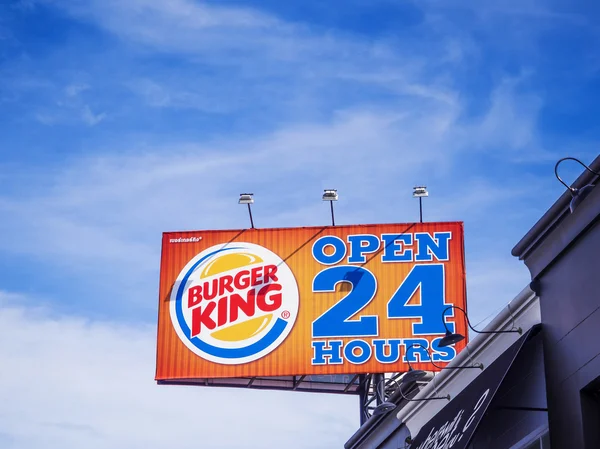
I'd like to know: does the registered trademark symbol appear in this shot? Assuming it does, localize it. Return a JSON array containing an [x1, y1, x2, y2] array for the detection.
[[281, 310, 291, 319]]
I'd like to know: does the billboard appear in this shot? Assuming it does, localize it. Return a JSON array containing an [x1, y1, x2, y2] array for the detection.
[[156, 222, 467, 382]]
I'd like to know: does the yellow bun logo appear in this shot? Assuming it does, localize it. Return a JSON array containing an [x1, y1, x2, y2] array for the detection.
[[170, 243, 299, 364]]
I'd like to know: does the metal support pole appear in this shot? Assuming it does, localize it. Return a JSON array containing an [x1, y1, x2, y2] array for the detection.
[[330, 200, 335, 226], [358, 375, 368, 425], [247, 204, 255, 229], [419, 197, 423, 223], [373, 373, 384, 405]]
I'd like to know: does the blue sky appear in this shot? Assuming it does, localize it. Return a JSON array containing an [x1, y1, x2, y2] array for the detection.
[[0, 0, 599, 448]]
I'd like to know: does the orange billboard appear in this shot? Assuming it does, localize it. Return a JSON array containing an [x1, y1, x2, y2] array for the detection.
[[156, 222, 468, 381]]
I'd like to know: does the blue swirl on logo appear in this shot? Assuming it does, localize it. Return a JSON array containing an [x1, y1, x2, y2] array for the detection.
[[174, 247, 289, 360]]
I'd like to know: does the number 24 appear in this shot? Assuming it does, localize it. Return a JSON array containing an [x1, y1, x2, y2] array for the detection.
[[312, 264, 449, 338]]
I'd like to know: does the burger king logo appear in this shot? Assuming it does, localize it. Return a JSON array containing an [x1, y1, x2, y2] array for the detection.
[[170, 243, 299, 365]]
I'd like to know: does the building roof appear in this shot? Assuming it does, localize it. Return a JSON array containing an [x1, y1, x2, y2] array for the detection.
[[395, 284, 540, 439], [512, 155, 600, 270]]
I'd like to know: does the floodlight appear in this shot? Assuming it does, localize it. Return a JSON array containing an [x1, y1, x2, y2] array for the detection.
[[412, 186, 429, 198], [438, 330, 465, 347], [238, 193, 254, 204], [372, 378, 400, 417], [238, 193, 255, 228], [402, 367, 427, 383], [322, 189, 338, 201], [372, 401, 397, 416]]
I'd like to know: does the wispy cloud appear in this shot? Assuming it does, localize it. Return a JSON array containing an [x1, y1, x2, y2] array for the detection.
[[37, 0, 455, 104], [1, 1, 600, 448], [0, 76, 545, 319], [25, 82, 106, 127], [419, 0, 588, 23], [0, 294, 356, 449], [2, 0, 591, 342], [81, 105, 105, 126], [467, 77, 543, 152], [38, 0, 313, 62], [65, 83, 89, 98]]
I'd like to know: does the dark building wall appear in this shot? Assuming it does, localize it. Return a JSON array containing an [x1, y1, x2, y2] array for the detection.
[[468, 333, 548, 449], [346, 157, 600, 449], [513, 156, 600, 449], [348, 333, 548, 449], [536, 218, 600, 449]]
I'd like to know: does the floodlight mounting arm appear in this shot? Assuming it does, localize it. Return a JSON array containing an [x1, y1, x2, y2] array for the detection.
[[555, 157, 600, 194], [398, 382, 450, 403], [395, 377, 450, 403], [404, 343, 421, 373], [329, 200, 335, 226], [421, 344, 483, 371], [247, 203, 255, 229], [442, 305, 522, 335]]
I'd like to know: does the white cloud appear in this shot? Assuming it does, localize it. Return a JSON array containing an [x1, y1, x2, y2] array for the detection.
[[2, 2, 599, 449], [29, 84, 104, 127], [468, 77, 543, 152], [129, 79, 172, 108], [81, 105, 106, 126], [65, 83, 89, 98], [39, 0, 299, 59], [0, 292, 357, 449], [40, 0, 452, 102], [34, 112, 59, 125], [0, 76, 548, 313], [128, 78, 241, 113], [419, 0, 586, 23]]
